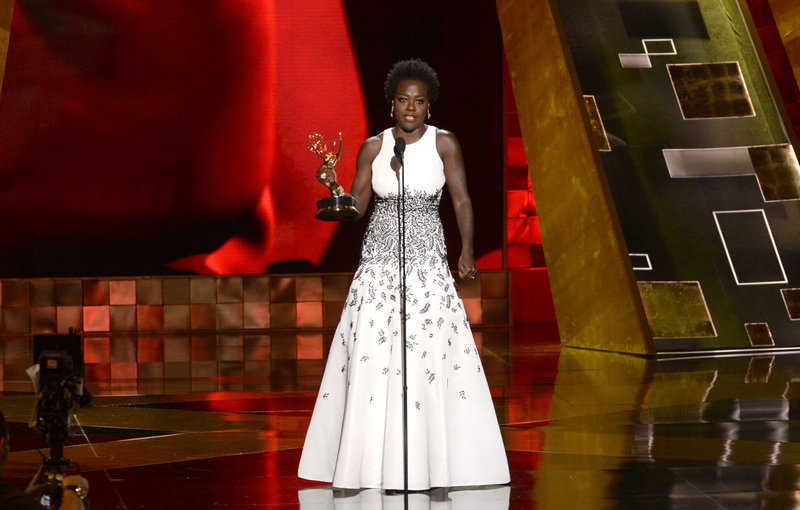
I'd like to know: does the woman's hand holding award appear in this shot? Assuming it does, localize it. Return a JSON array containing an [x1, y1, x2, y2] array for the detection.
[[307, 132, 359, 221]]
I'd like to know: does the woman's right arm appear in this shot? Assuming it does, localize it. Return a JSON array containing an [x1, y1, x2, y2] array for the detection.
[[349, 136, 380, 220]]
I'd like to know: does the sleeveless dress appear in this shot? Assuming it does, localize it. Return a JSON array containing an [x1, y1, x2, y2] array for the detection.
[[297, 126, 510, 490]]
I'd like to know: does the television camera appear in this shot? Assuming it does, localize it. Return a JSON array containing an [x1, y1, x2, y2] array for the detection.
[[31, 331, 92, 509]]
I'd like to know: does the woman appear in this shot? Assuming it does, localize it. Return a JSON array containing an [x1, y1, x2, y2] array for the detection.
[[298, 59, 509, 490]]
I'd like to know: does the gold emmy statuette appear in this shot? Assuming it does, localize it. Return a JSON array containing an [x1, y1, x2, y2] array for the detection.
[[308, 132, 359, 221]]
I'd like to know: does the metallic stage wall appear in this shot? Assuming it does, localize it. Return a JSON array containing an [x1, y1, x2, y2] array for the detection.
[[0, 272, 510, 382], [498, 0, 800, 354], [0, 0, 10, 99]]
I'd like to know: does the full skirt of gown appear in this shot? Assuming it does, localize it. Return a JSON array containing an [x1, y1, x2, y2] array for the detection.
[[297, 191, 509, 490]]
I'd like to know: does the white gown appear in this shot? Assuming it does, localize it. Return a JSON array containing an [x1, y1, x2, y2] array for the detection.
[[298, 126, 510, 490]]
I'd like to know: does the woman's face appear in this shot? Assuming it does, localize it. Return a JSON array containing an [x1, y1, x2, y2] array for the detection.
[[392, 79, 430, 133]]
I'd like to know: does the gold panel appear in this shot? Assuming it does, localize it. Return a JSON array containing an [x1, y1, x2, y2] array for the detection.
[[0, 0, 12, 100], [745, 322, 775, 346], [496, 0, 654, 354], [583, 95, 611, 151], [767, 0, 800, 90], [638, 281, 716, 338], [667, 62, 755, 119], [750, 144, 800, 201], [780, 287, 800, 319]]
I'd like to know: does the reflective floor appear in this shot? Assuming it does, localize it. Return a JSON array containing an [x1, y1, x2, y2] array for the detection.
[[3, 324, 800, 508]]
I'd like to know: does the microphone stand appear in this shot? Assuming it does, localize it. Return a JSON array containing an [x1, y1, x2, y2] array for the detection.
[[394, 138, 409, 497]]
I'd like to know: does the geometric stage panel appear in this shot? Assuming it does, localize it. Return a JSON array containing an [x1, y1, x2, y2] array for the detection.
[[663, 146, 754, 178], [502, 0, 800, 353], [749, 144, 800, 201], [713, 210, 788, 286], [744, 322, 774, 346], [663, 144, 800, 185], [668, 62, 755, 119], [638, 281, 716, 338], [780, 288, 800, 320]]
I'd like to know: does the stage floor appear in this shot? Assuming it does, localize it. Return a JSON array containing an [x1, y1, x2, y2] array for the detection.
[[2, 323, 800, 509]]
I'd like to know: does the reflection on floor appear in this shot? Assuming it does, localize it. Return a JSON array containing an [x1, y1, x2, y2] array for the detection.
[[3, 323, 800, 508]]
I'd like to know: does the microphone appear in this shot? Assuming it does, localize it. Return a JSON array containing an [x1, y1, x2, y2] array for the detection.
[[394, 137, 406, 162]]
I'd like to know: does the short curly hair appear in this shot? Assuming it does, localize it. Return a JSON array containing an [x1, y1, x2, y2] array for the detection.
[[384, 58, 440, 105]]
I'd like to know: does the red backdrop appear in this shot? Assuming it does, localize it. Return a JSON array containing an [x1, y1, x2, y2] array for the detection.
[[0, 0, 502, 277]]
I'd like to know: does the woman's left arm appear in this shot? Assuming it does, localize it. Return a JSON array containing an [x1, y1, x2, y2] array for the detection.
[[438, 129, 477, 280]]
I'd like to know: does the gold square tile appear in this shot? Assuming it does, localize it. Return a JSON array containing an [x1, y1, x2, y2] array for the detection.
[[2, 281, 29, 307], [2, 308, 29, 334], [745, 322, 774, 346], [216, 303, 243, 330], [56, 280, 83, 306], [30, 307, 56, 334], [296, 302, 323, 328], [780, 288, 800, 319], [163, 278, 190, 304], [243, 302, 270, 329], [190, 304, 216, 330], [270, 303, 297, 329], [110, 305, 137, 332], [137, 305, 164, 331], [190, 278, 216, 304], [56, 306, 82, 333], [163, 304, 191, 331], [269, 277, 296, 303], [749, 144, 800, 201], [216, 276, 243, 303], [109, 280, 137, 305], [84, 280, 109, 306], [136, 279, 163, 305], [668, 62, 755, 119], [296, 276, 323, 302], [243, 276, 270, 302], [83, 305, 110, 332], [638, 281, 716, 338], [30, 280, 55, 307], [322, 275, 351, 302]]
